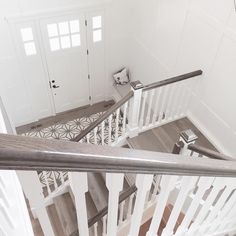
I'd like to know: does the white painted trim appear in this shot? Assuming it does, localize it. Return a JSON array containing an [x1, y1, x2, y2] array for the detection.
[[4, 0, 112, 23]]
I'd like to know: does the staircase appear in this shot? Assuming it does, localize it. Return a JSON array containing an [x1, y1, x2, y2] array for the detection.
[[2, 69, 236, 236]]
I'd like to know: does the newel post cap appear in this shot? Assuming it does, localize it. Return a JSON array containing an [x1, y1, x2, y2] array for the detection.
[[180, 129, 198, 143], [130, 81, 144, 90]]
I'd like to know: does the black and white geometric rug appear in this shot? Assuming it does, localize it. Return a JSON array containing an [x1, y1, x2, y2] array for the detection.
[[22, 111, 124, 187]]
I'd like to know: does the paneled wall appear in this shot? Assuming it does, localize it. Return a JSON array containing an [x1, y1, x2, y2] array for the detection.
[[127, 0, 236, 156]]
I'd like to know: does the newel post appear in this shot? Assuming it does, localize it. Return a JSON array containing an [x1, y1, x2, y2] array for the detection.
[[172, 129, 198, 155], [127, 81, 144, 138]]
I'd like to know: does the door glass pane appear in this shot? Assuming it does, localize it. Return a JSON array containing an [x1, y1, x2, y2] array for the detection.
[[47, 24, 58, 37], [24, 42, 37, 56], [58, 22, 69, 35], [93, 29, 102, 42], [21, 28, 34, 41], [50, 38, 60, 51], [60, 36, 71, 49], [92, 16, 102, 29], [70, 20, 80, 33]]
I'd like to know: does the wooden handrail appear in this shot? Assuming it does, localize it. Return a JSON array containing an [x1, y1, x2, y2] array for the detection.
[[1, 134, 236, 177], [72, 91, 134, 142], [88, 184, 137, 227], [188, 144, 235, 161], [143, 70, 203, 92]]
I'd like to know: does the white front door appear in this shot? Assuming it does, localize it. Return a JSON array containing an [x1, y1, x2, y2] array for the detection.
[[40, 14, 90, 113]]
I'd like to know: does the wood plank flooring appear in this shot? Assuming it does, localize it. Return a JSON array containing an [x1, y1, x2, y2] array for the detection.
[[16, 100, 115, 134], [127, 117, 217, 153]]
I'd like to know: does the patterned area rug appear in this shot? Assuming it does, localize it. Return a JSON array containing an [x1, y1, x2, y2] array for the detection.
[[22, 111, 124, 187]]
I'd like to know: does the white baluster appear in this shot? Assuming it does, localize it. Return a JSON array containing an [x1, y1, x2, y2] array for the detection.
[[86, 133, 90, 144], [147, 175, 178, 236], [206, 180, 236, 234], [209, 197, 236, 234], [162, 176, 198, 236], [17, 171, 55, 236], [106, 173, 124, 236], [0, 226, 7, 236], [102, 215, 107, 236], [127, 193, 135, 219], [151, 176, 161, 201], [0, 182, 11, 207], [127, 81, 143, 137], [94, 222, 98, 236], [119, 201, 125, 225], [139, 92, 147, 129], [0, 176, 6, 188], [0, 199, 15, 228], [128, 174, 153, 236], [108, 115, 112, 145], [188, 178, 225, 235], [152, 88, 162, 125], [166, 84, 176, 121], [101, 121, 105, 145], [145, 89, 155, 127], [174, 177, 214, 236], [157, 86, 170, 123], [115, 108, 120, 142], [200, 179, 236, 234], [69, 172, 89, 236], [122, 102, 128, 136], [94, 127, 98, 145]]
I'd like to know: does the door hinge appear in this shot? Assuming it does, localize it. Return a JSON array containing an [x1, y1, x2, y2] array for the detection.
[[85, 20, 88, 26], [89, 96, 91, 101], [88, 74, 90, 79], [49, 81, 52, 88], [87, 49, 89, 55]]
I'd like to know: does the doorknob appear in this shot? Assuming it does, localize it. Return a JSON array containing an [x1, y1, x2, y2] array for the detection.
[[52, 85, 60, 88]]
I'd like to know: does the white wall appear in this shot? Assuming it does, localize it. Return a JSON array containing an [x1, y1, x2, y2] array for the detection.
[[0, 0, 131, 126], [126, 0, 236, 156]]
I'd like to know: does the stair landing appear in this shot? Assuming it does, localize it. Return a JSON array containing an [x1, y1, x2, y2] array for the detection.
[[127, 117, 217, 153]]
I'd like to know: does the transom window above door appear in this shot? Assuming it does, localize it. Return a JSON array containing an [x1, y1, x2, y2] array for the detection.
[[47, 20, 81, 51]]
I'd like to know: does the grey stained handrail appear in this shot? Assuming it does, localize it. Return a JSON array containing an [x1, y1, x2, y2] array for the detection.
[[143, 70, 203, 92], [72, 91, 134, 142], [1, 134, 236, 177], [188, 144, 235, 162]]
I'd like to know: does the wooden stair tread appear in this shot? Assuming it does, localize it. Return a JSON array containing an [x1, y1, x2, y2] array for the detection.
[[86, 192, 99, 219], [47, 204, 65, 236], [53, 192, 78, 236], [127, 130, 167, 152], [88, 173, 108, 211]]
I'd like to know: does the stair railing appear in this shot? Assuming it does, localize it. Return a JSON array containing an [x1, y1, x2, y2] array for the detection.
[[73, 70, 203, 144], [139, 70, 203, 132], [1, 134, 236, 236], [72, 91, 134, 145]]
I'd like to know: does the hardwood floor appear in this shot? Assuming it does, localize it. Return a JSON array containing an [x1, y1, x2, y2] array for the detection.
[[16, 100, 115, 134], [127, 117, 217, 153]]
